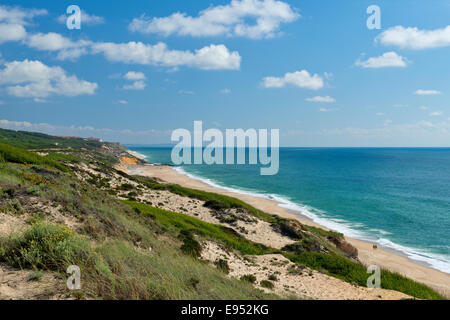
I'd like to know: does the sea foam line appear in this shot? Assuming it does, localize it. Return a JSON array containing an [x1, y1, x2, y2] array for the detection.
[[173, 166, 450, 274], [127, 150, 148, 161]]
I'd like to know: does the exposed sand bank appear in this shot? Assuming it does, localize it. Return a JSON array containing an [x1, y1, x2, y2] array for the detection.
[[122, 163, 450, 298]]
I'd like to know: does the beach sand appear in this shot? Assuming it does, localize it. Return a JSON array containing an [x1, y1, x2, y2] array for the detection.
[[123, 163, 450, 298]]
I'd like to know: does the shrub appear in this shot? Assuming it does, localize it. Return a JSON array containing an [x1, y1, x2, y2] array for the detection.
[[260, 280, 274, 289], [214, 259, 230, 274], [268, 274, 278, 281], [240, 274, 257, 283], [179, 231, 202, 258], [0, 142, 68, 172], [0, 223, 93, 271]]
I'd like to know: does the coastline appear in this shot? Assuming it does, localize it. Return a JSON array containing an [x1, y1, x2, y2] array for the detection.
[[121, 162, 450, 298]]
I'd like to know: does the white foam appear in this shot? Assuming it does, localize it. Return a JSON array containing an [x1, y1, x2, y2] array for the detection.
[[173, 166, 450, 274], [127, 150, 147, 160]]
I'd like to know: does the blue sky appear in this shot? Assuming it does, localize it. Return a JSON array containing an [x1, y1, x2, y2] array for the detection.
[[1, 0, 450, 146]]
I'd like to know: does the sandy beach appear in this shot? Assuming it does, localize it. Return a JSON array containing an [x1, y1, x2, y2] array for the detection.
[[123, 163, 450, 298]]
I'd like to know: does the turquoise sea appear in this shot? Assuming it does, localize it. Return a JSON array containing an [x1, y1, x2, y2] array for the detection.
[[128, 147, 450, 273]]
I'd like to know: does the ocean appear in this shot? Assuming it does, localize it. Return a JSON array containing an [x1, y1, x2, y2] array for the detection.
[[128, 147, 450, 274]]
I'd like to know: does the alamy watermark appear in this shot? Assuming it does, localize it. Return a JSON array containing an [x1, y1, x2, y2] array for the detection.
[[66, 265, 81, 290], [366, 5, 381, 30], [366, 265, 381, 288], [66, 5, 81, 30], [171, 121, 279, 175]]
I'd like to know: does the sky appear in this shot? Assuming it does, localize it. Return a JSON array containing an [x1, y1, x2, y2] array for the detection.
[[0, 0, 450, 147]]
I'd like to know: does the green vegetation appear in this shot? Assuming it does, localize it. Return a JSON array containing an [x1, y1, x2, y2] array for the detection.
[[260, 280, 275, 289], [125, 201, 272, 255], [134, 176, 277, 223], [214, 259, 231, 274], [179, 230, 202, 258], [0, 128, 445, 300], [240, 274, 257, 283], [0, 142, 68, 172], [0, 128, 102, 150], [287, 252, 445, 300]]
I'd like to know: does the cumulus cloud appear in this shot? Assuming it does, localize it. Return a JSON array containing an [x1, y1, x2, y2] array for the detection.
[[57, 10, 105, 26], [26, 32, 91, 60], [355, 52, 408, 68], [414, 89, 441, 95], [123, 80, 146, 90], [0, 59, 97, 98], [376, 25, 450, 50], [0, 23, 27, 44], [263, 70, 324, 90], [221, 88, 231, 94], [124, 71, 146, 80], [128, 0, 299, 39], [23, 32, 241, 70], [0, 5, 47, 44], [429, 111, 443, 117], [319, 107, 330, 112], [306, 95, 335, 103], [91, 42, 241, 70]]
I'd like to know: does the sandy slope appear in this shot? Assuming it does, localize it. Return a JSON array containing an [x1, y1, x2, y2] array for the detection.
[[123, 163, 450, 298]]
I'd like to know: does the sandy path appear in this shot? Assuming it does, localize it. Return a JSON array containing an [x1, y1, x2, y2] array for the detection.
[[123, 164, 450, 298]]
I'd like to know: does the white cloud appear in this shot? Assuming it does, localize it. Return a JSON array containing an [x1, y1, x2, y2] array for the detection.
[[57, 10, 104, 26], [0, 59, 97, 98], [414, 89, 441, 95], [0, 23, 27, 44], [376, 112, 385, 116], [419, 106, 428, 110], [0, 6, 47, 25], [306, 95, 335, 103], [91, 42, 241, 70], [263, 70, 324, 90], [128, 0, 299, 39], [429, 111, 443, 117], [377, 25, 450, 50], [221, 88, 231, 94], [26, 32, 91, 60], [117, 100, 128, 104], [319, 107, 330, 112], [355, 52, 408, 68], [123, 80, 146, 90], [178, 90, 195, 95], [124, 71, 146, 80], [0, 5, 47, 44]]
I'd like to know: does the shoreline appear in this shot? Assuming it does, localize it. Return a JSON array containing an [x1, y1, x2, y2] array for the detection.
[[122, 162, 450, 298]]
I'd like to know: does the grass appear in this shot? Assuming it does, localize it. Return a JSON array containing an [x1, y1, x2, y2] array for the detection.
[[0, 128, 103, 150], [0, 222, 275, 300], [260, 280, 275, 289], [0, 132, 444, 300], [0, 142, 68, 172], [240, 274, 257, 283], [135, 176, 277, 223], [286, 251, 445, 300], [124, 200, 272, 255], [0, 223, 94, 271]]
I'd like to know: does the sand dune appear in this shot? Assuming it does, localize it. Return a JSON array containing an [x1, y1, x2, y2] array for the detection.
[[123, 163, 450, 298]]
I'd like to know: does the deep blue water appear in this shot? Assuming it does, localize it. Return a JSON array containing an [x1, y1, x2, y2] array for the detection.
[[129, 147, 450, 273]]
